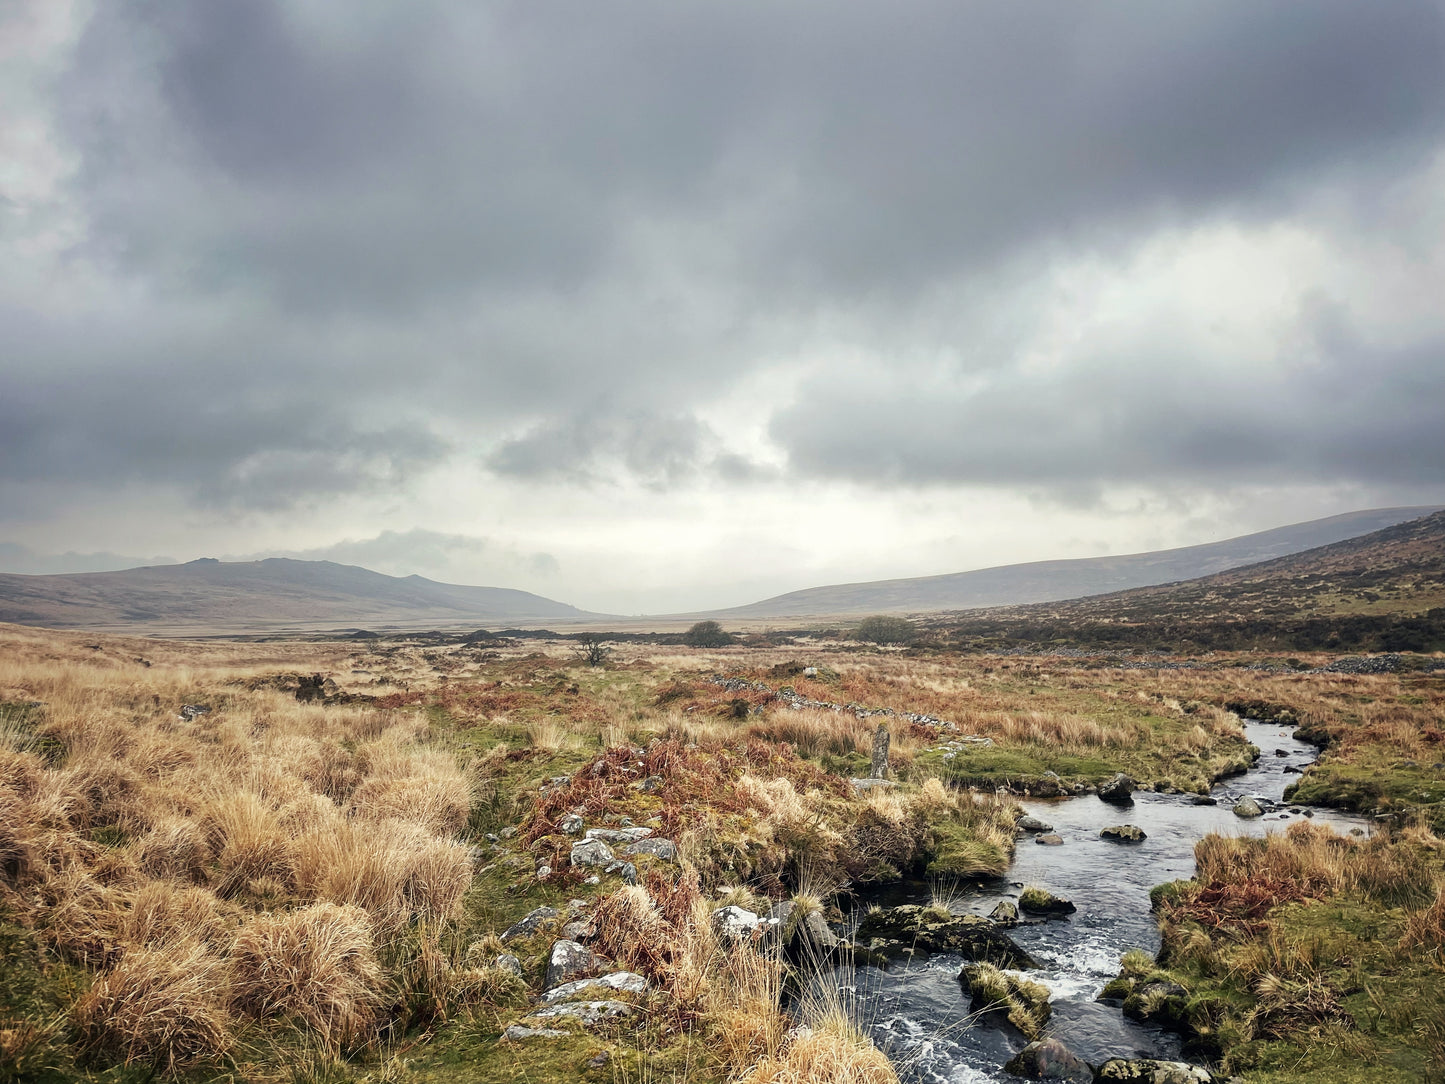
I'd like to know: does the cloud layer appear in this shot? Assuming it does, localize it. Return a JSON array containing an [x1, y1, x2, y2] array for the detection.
[[4, 1, 1445, 608]]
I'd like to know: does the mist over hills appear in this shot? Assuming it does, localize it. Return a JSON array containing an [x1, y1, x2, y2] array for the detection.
[[0, 557, 600, 635], [1, 507, 1438, 635], [711, 507, 1442, 620]]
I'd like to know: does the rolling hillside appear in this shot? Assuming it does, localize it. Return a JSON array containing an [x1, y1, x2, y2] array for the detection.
[[0, 557, 601, 634], [716, 507, 1441, 619], [940, 508, 1445, 652]]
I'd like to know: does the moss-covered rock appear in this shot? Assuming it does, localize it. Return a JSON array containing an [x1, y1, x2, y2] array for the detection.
[[854, 904, 1037, 967], [1018, 886, 1075, 916]]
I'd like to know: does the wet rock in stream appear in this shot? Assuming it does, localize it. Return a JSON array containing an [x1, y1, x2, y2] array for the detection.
[[854, 904, 1038, 967], [1003, 1037, 1092, 1082]]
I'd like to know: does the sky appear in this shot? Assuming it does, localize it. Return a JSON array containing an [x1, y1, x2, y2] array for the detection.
[[3, 1, 1445, 614]]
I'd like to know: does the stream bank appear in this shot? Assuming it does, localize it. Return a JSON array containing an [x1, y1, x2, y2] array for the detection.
[[845, 721, 1371, 1083]]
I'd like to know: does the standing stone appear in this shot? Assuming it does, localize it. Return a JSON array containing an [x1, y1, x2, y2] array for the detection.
[[870, 723, 891, 779]]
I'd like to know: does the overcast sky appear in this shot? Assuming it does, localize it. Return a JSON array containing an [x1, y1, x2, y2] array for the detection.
[[4, 1, 1445, 613]]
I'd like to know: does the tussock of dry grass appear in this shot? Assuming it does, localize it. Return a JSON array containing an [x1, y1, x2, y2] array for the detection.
[[1401, 882, 1445, 957], [229, 902, 384, 1052], [71, 941, 231, 1072], [0, 625, 477, 1072], [734, 1009, 897, 1084]]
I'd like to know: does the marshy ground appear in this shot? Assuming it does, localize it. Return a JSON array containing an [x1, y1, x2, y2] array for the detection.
[[1, 622, 1442, 1083]]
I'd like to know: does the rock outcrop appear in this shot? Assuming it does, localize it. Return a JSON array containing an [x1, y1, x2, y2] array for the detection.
[[1018, 887, 1076, 916], [854, 904, 1037, 967]]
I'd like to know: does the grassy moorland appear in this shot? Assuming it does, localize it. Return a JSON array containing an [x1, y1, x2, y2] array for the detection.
[[1, 617, 1442, 1083], [931, 508, 1445, 653]]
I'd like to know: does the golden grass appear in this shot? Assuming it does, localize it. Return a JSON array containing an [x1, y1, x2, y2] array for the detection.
[[0, 624, 479, 1072], [71, 940, 232, 1072], [733, 1006, 897, 1084], [229, 902, 385, 1053]]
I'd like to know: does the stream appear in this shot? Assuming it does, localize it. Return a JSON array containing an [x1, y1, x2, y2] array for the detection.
[[843, 720, 1373, 1082]]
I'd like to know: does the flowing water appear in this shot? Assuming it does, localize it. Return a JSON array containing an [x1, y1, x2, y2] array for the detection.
[[844, 721, 1373, 1082]]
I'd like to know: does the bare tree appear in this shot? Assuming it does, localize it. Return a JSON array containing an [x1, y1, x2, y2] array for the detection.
[[573, 633, 612, 667]]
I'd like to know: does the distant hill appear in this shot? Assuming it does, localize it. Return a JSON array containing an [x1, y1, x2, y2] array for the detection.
[[714, 507, 1442, 619], [0, 558, 602, 634], [940, 509, 1445, 653]]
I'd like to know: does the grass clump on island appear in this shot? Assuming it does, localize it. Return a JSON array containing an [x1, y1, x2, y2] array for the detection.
[[1106, 820, 1445, 1083]]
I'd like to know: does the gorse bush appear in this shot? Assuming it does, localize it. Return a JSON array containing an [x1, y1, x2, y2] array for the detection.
[[855, 615, 916, 645], [683, 620, 735, 648]]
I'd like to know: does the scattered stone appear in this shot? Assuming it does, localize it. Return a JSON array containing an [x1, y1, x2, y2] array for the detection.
[[559, 813, 584, 835], [570, 839, 615, 867], [540, 971, 647, 1003], [1095, 1058, 1213, 1083], [585, 827, 652, 843], [604, 860, 638, 884], [586, 1051, 611, 1069], [501, 906, 558, 942], [1098, 773, 1136, 804], [562, 920, 588, 939], [536, 864, 552, 880], [637, 775, 664, 792], [178, 704, 211, 721], [584, 874, 601, 885], [1017, 815, 1054, 832], [803, 667, 818, 677], [545, 940, 604, 987], [527, 1000, 634, 1025], [1003, 1037, 1092, 1081], [495, 954, 522, 976], [1233, 797, 1264, 818], [1100, 825, 1147, 843], [625, 838, 677, 861], [504, 1025, 568, 1041], [1035, 834, 1064, 846], [849, 777, 899, 790], [712, 905, 761, 942], [989, 901, 1019, 927], [1018, 888, 1076, 916], [799, 909, 840, 954], [500, 826, 518, 839]]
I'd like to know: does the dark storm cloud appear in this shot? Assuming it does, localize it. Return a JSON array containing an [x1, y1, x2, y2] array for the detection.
[[487, 412, 716, 487], [63, 0, 1445, 306], [772, 311, 1445, 490], [0, 305, 448, 511], [5, 0, 1445, 508]]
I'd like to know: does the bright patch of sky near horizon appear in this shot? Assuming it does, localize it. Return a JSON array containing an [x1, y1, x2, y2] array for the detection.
[[3, 1, 1444, 613]]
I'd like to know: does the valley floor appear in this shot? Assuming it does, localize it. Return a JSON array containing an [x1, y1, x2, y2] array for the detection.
[[1, 623, 1441, 1083]]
